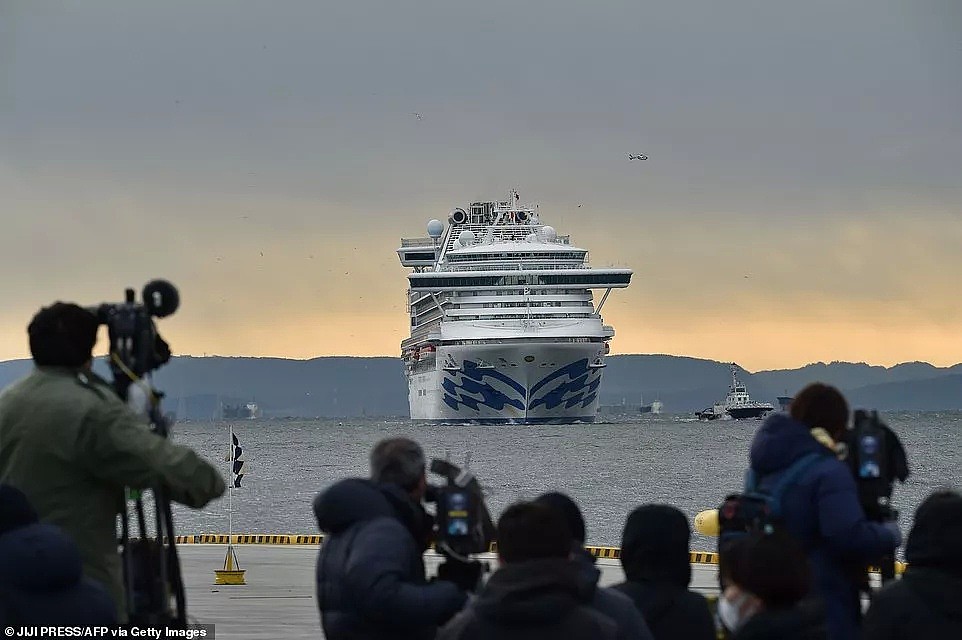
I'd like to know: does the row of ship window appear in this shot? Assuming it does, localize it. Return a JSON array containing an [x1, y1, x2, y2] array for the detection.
[[453, 301, 593, 308], [450, 313, 592, 320], [410, 273, 629, 288], [446, 252, 587, 262]]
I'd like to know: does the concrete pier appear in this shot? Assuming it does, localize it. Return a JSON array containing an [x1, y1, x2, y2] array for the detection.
[[179, 545, 721, 639]]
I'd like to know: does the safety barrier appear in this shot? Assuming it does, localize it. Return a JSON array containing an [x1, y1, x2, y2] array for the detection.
[[168, 535, 740, 568], [168, 534, 907, 573]]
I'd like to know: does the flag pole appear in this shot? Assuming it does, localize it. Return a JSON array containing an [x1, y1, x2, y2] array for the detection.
[[228, 422, 233, 545], [215, 422, 245, 584]]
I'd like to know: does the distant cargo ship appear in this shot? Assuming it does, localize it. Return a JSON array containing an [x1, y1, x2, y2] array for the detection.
[[639, 394, 663, 414], [222, 402, 261, 420]]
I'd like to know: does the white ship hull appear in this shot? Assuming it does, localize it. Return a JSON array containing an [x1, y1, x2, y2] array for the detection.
[[407, 341, 606, 424]]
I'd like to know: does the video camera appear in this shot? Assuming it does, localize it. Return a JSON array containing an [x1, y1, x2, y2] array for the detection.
[[424, 456, 496, 592], [88, 280, 186, 626], [841, 409, 909, 584]]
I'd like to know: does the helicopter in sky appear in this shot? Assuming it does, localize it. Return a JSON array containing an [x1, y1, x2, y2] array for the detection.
[[627, 153, 648, 161]]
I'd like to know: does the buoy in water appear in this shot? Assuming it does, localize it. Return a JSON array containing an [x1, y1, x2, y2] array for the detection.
[[694, 509, 720, 536]]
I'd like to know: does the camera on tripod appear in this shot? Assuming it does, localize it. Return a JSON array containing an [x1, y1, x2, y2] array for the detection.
[[841, 409, 909, 583], [88, 280, 187, 626], [88, 280, 178, 405], [424, 456, 496, 592]]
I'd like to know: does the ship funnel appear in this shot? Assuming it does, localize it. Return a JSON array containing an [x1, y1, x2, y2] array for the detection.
[[450, 208, 467, 224]]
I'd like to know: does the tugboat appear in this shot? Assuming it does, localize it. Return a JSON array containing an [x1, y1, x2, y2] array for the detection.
[[695, 364, 774, 421]]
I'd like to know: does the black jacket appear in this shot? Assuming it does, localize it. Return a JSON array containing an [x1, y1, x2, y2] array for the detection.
[[612, 581, 716, 640], [0, 523, 117, 627], [860, 568, 962, 640], [313, 478, 466, 640], [437, 558, 619, 640], [613, 504, 715, 640], [862, 489, 962, 640], [572, 548, 655, 640], [732, 600, 827, 640]]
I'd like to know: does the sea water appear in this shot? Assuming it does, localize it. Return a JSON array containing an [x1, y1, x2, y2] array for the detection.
[[171, 412, 962, 550]]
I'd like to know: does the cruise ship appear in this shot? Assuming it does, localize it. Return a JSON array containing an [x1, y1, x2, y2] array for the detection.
[[397, 192, 632, 423]]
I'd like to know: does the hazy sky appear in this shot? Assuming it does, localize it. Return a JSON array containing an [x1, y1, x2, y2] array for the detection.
[[1, 1, 960, 371]]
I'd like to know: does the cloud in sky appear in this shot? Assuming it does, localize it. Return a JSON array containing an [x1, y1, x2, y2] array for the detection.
[[1, 0, 960, 370]]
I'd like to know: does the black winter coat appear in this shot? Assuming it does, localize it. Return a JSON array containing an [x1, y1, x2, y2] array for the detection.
[[436, 558, 619, 640], [860, 568, 962, 640], [732, 600, 827, 640], [572, 549, 655, 640], [313, 478, 466, 640], [612, 580, 716, 640], [0, 523, 116, 627]]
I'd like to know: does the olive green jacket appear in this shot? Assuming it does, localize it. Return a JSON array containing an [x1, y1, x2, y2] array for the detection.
[[0, 367, 226, 620]]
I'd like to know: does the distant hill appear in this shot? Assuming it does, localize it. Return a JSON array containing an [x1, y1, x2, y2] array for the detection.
[[2, 354, 961, 417]]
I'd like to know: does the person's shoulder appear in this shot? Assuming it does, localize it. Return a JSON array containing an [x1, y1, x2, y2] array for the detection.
[[72, 370, 116, 401], [2, 369, 114, 413], [807, 453, 856, 488], [351, 514, 416, 549], [595, 585, 641, 616], [436, 605, 479, 640], [571, 603, 620, 639], [678, 588, 710, 606]]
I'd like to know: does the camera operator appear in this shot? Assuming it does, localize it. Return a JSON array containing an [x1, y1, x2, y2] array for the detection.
[[746, 383, 900, 640], [313, 437, 467, 640], [0, 302, 226, 622]]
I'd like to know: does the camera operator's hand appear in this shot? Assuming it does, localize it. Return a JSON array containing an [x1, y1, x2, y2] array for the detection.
[[437, 557, 484, 593]]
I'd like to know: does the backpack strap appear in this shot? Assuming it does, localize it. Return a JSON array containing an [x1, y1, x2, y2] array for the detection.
[[766, 452, 823, 518]]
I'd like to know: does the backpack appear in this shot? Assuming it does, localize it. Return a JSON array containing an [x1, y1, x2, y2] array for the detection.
[[717, 452, 822, 552]]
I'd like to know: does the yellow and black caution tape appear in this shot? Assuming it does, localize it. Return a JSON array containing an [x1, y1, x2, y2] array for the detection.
[[167, 534, 906, 573]]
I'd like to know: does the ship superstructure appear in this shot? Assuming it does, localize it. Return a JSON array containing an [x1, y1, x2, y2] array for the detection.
[[695, 364, 774, 420], [397, 192, 632, 423]]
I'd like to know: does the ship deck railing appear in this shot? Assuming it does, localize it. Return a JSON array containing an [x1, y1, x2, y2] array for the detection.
[[440, 262, 591, 272], [400, 237, 437, 247]]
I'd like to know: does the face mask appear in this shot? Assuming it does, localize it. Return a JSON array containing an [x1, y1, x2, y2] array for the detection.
[[718, 594, 746, 633]]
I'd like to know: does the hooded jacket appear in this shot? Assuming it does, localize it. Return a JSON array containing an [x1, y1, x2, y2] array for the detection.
[[0, 367, 225, 622], [436, 558, 619, 640], [861, 491, 962, 640], [0, 523, 116, 627], [732, 599, 827, 640], [611, 504, 716, 640], [314, 478, 466, 640], [571, 548, 655, 640], [749, 414, 899, 640]]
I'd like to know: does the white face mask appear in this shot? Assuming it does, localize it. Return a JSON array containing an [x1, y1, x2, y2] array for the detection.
[[718, 594, 747, 633]]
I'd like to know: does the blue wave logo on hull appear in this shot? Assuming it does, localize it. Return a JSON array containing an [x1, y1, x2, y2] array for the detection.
[[441, 358, 603, 414], [442, 361, 525, 412], [528, 358, 600, 411]]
